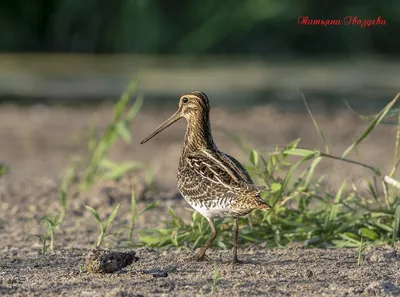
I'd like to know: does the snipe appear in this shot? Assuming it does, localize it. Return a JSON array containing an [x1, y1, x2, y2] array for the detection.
[[140, 92, 270, 263]]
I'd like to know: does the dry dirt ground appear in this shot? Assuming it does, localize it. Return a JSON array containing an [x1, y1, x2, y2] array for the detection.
[[1, 103, 400, 296]]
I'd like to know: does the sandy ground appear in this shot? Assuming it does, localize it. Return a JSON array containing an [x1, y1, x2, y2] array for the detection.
[[1, 246, 399, 296], [1, 102, 400, 296]]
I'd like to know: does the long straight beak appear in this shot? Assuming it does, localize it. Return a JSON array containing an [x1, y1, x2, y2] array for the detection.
[[140, 110, 182, 144]]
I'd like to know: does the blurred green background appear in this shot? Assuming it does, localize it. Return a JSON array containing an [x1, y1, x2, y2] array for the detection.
[[1, 0, 399, 55], [0, 0, 399, 106]]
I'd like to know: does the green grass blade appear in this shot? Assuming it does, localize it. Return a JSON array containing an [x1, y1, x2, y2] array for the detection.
[[360, 227, 379, 241], [345, 99, 400, 125], [126, 95, 144, 121], [389, 112, 400, 177], [249, 149, 259, 167], [138, 201, 160, 216], [0, 163, 8, 177], [342, 94, 399, 158], [304, 156, 322, 189], [85, 206, 102, 224], [100, 161, 143, 180], [105, 204, 120, 229], [276, 153, 317, 204], [28, 234, 46, 241], [329, 180, 347, 223], [114, 80, 139, 120], [283, 148, 320, 158], [115, 122, 131, 143], [129, 191, 137, 241], [393, 205, 400, 243], [131, 190, 137, 220]]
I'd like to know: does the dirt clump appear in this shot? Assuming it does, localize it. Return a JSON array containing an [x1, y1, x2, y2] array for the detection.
[[84, 249, 138, 273]]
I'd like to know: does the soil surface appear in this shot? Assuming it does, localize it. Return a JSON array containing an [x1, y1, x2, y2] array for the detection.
[[1, 103, 400, 296], [1, 246, 399, 296]]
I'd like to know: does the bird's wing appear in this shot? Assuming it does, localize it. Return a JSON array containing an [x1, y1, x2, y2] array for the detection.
[[221, 153, 254, 184], [185, 150, 259, 194]]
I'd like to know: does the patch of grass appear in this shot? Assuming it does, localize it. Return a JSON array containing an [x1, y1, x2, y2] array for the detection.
[[85, 204, 120, 248], [140, 93, 400, 250]]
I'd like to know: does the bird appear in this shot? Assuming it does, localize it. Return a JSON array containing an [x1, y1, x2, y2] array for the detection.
[[140, 91, 270, 264]]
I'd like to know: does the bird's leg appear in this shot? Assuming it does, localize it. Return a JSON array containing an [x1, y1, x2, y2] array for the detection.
[[232, 216, 243, 264], [247, 214, 253, 229], [192, 218, 217, 261]]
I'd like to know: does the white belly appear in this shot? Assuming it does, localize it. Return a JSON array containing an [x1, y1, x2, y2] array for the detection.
[[190, 203, 227, 218]]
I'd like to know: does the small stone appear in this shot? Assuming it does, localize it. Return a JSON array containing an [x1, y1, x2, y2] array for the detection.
[[10, 247, 18, 256], [384, 250, 397, 260], [305, 270, 313, 278], [142, 268, 169, 278]]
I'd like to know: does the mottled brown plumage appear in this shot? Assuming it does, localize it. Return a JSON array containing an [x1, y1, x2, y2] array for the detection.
[[140, 91, 270, 263]]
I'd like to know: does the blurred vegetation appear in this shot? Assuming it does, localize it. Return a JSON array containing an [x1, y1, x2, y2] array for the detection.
[[1, 0, 399, 55]]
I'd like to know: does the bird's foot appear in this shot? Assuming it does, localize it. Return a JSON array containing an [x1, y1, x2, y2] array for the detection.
[[188, 253, 210, 262], [232, 257, 243, 265]]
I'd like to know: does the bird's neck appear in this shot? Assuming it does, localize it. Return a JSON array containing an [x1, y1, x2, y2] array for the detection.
[[183, 113, 217, 153]]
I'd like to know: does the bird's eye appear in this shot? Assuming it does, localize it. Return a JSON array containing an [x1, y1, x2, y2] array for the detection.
[[182, 97, 189, 103]]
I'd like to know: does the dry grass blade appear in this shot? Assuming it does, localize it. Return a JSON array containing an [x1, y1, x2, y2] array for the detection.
[[383, 175, 400, 190], [297, 88, 330, 153]]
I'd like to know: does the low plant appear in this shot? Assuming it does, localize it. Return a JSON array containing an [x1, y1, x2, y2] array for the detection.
[[85, 204, 120, 248], [27, 171, 73, 254], [356, 237, 370, 266], [28, 216, 59, 254], [28, 234, 49, 255], [211, 263, 221, 294]]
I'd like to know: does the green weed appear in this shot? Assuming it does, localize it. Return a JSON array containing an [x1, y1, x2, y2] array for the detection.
[[85, 204, 120, 248], [28, 216, 59, 254], [28, 234, 49, 255]]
